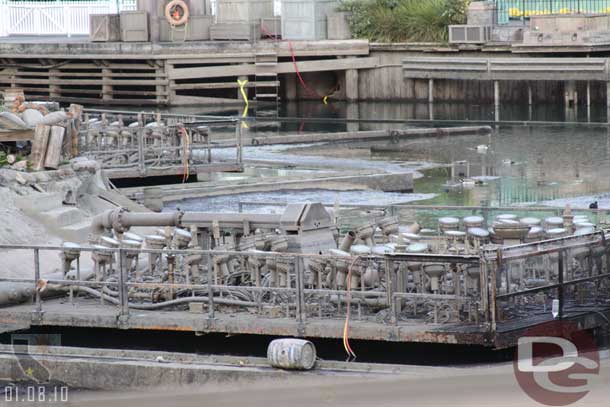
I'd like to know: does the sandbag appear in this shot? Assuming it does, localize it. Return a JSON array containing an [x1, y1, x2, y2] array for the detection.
[[38, 111, 70, 126], [0, 111, 28, 129], [21, 108, 44, 127]]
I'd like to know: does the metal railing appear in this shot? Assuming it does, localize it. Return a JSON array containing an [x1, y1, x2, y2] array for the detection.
[[483, 231, 610, 332], [0, 0, 136, 37], [78, 111, 243, 178], [496, 0, 610, 24], [1, 230, 608, 340], [0, 244, 486, 327]]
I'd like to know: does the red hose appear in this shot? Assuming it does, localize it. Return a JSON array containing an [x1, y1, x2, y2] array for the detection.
[[260, 23, 322, 99]]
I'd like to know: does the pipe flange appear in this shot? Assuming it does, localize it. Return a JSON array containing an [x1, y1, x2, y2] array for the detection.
[[175, 210, 184, 227], [112, 208, 130, 234]]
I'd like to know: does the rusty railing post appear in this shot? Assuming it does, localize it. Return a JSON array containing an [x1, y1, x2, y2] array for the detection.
[[206, 249, 215, 320], [236, 119, 243, 167], [295, 256, 304, 325], [115, 247, 127, 316], [558, 249, 564, 319], [34, 248, 42, 318], [137, 128, 145, 176]]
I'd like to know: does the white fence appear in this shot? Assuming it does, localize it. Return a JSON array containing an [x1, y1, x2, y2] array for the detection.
[[0, 0, 137, 37]]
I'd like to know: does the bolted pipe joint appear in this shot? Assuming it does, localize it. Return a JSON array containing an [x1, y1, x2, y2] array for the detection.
[[91, 207, 184, 236]]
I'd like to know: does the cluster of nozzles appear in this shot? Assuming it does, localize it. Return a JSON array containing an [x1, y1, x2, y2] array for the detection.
[[308, 216, 411, 291], [306, 205, 597, 296], [84, 116, 166, 149], [79, 227, 195, 288], [434, 205, 595, 251]]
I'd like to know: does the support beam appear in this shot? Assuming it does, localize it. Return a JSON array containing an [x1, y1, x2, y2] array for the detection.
[[587, 81, 592, 122], [527, 81, 534, 121], [169, 57, 379, 80], [428, 79, 434, 103], [606, 82, 610, 123], [564, 80, 578, 108], [494, 81, 500, 123], [346, 103, 360, 133], [345, 69, 359, 101], [102, 67, 112, 102], [284, 74, 297, 101]]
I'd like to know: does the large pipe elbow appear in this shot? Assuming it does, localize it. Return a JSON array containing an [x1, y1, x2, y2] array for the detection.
[[91, 209, 115, 236], [339, 231, 356, 252]]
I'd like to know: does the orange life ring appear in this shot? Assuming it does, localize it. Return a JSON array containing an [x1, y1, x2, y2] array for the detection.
[[165, 0, 189, 26]]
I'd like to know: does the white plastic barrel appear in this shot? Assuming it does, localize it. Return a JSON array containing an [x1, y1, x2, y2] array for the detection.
[[267, 338, 316, 370]]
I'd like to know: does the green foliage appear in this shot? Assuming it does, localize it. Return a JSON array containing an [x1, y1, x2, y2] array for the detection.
[[0, 152, 27, 168], [339, 0, 471, 42]]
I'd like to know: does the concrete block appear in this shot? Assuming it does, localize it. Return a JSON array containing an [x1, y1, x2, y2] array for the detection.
[[491, 25, 524, 43], [40, 207, 85, 228], [60, 220, 92, 243], [120, 11, 149, 42], [90, 14, 121, 42]]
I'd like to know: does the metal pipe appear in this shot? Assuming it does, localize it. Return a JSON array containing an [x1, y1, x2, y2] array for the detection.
[[77, 286, 255, 309], [0, 270, 85, 307], [92, 208, 285, 236], [339, 231, 356, 252], [91, 208, 183, 235]]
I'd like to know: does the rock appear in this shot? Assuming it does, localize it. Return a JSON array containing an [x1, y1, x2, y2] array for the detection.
[[72, 158, 100, 173], [33, 172, 51, 183], [6, 155, 16, 165], [15, 172, 27, 185], [11, 160, 28, 171], [57, 168, 75, 178]]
